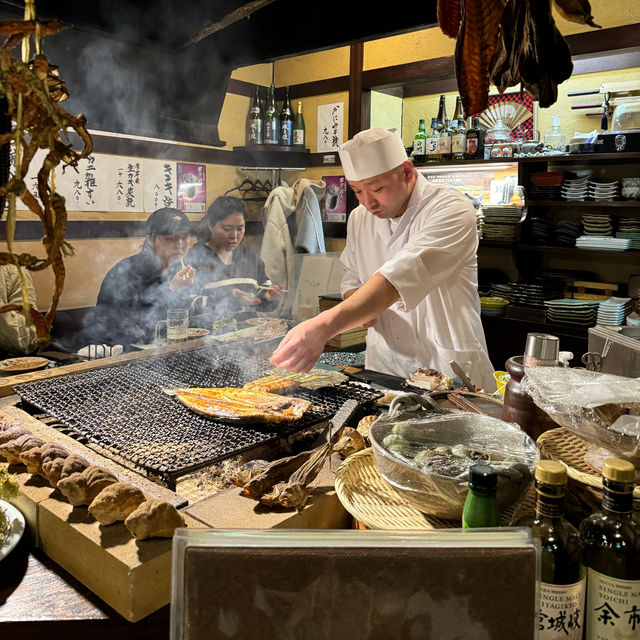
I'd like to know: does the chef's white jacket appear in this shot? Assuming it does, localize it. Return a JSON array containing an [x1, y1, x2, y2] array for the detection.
[[340, 173, 496, 391]]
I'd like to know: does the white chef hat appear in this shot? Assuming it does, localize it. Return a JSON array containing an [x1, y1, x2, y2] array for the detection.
[[338, 128, 408, 181]]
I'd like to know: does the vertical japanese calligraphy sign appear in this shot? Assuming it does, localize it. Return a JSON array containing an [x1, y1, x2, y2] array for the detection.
[[144, 159, 177, 212], [317, 103, 344, 153]]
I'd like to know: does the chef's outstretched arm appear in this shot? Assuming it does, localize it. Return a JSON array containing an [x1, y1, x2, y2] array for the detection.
[[269, 272, 399, 372]]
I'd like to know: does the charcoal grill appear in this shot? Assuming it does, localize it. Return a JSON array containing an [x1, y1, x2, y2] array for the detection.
[[13, 346, 381, 489]]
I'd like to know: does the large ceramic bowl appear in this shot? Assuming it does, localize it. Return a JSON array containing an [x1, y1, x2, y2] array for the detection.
[[370, 402, 539, 520]]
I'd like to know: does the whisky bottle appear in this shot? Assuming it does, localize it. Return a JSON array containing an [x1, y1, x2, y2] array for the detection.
[[518, 460, 585, 640], [580, 458, 640, 640], [279, 86, 294, 146], [451, 96, 467, 160], [426, 117, 439, 162], [462, 464, 499, 528], [465, 116, 485, 160], [247, 85, 263, 145], [293, 100, 305, 147], [263, 82, 278, 145], [436, 95, 451, 161], [413, 119, 427, 163]]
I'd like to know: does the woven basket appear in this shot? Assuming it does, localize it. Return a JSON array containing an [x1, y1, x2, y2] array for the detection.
[[536, 427, 640, 524], [335, 448, 536, 529]]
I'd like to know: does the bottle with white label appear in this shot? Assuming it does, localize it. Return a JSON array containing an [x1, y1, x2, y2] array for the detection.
[[580, 458, 640, 640], [426, 117, 440, 162], [517, 460, 586, 639]]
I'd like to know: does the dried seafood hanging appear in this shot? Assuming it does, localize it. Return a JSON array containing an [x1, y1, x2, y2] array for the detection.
[[439, 0, 601, 115], [0, 1, 93, 347]]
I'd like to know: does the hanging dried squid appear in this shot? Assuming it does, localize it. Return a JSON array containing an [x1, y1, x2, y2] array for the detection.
[[0, 14, 93, 347]]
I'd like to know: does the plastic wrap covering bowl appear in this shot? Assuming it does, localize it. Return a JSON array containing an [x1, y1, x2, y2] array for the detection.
[[369, 394, 539, 520], [611, 99, 640, 132]]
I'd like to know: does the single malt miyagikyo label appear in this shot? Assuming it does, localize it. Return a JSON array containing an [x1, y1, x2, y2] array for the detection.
[[586, 568, 640, 640], [538, 578, 586, 640]]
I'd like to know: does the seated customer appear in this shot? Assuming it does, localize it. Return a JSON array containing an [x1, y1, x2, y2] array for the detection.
[[0, 264, 38, 355], [90, 208, 196, 345], [186, 196, 283, 319]]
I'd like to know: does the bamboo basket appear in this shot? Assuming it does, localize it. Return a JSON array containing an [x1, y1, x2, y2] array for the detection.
[[335, 448, 536, 529], [536, 427, 640, 525]]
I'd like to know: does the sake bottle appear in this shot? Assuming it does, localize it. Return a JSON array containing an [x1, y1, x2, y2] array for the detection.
[[518, 461, 585, 640], [246, 85, 263, 145], [462, 464, 499, 528], [293, 100, 306, 147], [436, 95, 451, 161], [413, 118, 427, 163], [279, 86, 294, 146], [263, 82, 278, 145], [426, 117, 440, 162], [451, 96, 467, 160], [580, 458, 640, 640]]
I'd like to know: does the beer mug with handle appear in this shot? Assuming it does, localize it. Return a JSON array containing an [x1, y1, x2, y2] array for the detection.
[[156, 308, 189, 344]]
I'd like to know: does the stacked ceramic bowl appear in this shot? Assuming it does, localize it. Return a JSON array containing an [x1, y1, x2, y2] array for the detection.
[[588, 179, 619, 201], [616, 217, 640, 249], [480, 296, 509, 317], [561, 175, 590, 201], [597, 297, 633, 327], [544, 299, 599, 326], [581, 213, 613, 236], [622, 177, 640, 200]]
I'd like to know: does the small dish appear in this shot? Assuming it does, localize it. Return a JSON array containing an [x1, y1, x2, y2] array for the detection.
[[0, 500, 25, 561], [187, 328, 211, 339], [0, 356, 50, 373]]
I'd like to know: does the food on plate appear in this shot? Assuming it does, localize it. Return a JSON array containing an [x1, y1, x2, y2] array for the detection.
[[124, 498, 186, 540], [167, 387, 312, 423], [0, 357, 50, 372], [243, 374, 300, 395], [250, 317, 288, 341], [407, 368, 455, 391], [0, 433, 43, 464], [88, 482, 146, 526], [57, 465, 117, 506], [187, 328, 210, 339]]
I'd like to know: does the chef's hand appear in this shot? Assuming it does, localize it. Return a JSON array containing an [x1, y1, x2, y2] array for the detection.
[[360, 316, 378, 329], [232, 288, 261, 306], [269, 316, 330, 372], [170, 265, 196, 291]]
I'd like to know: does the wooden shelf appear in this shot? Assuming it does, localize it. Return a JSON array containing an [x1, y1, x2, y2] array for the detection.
[[481, 314, 589, 339], [518, 244, 640, 257], [520, 152, 640, 163], [528, 200, 640, 207], [479, 239, 516, 248]]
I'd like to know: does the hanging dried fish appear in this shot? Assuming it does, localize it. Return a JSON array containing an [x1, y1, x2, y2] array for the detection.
[[0, 14, 93, 346], [437, 0, 463, 38], [453, 0, 506, 117], [552, 0, 601, 28], [490, 0, 573, 108]]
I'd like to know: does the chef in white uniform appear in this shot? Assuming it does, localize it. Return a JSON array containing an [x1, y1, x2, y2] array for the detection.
[[270, 127, 495, 391]]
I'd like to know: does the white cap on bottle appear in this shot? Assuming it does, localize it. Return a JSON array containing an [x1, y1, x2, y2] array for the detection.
[[338, 128, 408, 182]]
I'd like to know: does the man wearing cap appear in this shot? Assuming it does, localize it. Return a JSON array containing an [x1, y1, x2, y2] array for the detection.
[[270, 128, 495, 391], [89, 207, 196, 345]]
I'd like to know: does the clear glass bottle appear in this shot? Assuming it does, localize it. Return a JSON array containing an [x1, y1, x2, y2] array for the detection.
[[263, 82, 278, 145], [426, 116, 440, 162], [580, 458, 640, 640], [451, 96, 467, 160], [279, 86, 294, 146], [413, 118, 427, 163], [544, 115, 566, 151], [246, 85, 263, 145], [462, 464, 499, 528], [518, 461, 585, 640], [436, 95, 451, 161], [293, 100, 305, 147]]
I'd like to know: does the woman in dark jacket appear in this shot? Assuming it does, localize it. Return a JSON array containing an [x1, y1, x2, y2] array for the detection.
[[185, 196, 283, 319]]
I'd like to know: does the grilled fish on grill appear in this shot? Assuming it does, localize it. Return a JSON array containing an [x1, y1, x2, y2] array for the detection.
[[243, 374, 300, 395], [166, 387, 312, 423]]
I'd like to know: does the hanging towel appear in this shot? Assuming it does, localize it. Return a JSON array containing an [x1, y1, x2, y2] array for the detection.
[[260, 185, 297, 317], [292, 178, 326, 254]]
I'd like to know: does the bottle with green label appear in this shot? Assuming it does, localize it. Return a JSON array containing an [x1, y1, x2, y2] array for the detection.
[[263, 82, 278, 145], [518, 460, 585, 640], [413, 119, 427, 163], [580, 458, 640, 640], [293, 100, 305, 147], [246, 85, 263, 145], [462, 464, 499, 528]]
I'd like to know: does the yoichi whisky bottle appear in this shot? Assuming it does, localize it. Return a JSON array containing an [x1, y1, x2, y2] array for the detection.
[[580, 458, 640, 640]]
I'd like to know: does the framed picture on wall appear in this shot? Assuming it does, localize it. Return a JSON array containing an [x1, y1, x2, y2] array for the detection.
[[473, 90, 537, 142]]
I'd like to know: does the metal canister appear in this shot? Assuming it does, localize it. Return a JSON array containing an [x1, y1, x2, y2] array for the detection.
[[523, 333, 560, 367]]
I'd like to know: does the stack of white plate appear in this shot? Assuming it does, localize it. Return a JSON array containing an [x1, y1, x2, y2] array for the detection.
[[597, 297, 633, 326], [544, 299, 599, 326], [575, 235, 631, 250], [581, 213, 613, 236], [588, 180, 619, 201], [561, 176, 590, 201]]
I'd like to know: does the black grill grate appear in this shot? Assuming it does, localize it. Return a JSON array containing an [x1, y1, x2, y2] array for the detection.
[[13, 347, 380, 485]]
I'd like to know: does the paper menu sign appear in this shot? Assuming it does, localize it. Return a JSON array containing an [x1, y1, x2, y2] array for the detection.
[[144, 159, 177, 211], [317, 102, 344, 152], [177, 162, 206, 213], [105, 156, 144, 212]]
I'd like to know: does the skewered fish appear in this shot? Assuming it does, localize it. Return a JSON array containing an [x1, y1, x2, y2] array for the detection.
[[166, 387, 312, 423]]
